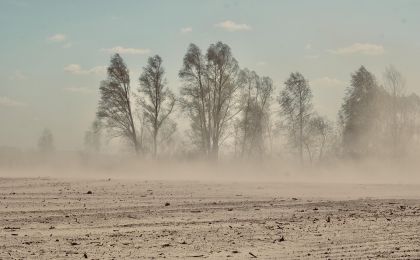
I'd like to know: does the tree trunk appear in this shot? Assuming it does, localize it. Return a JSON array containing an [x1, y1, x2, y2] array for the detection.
[[153, 129, 158, 159], [210, 142, 219, 161], [133, 137, 139, 155]]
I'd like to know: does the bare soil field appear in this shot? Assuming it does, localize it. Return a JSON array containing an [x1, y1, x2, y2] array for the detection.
[[1, 177, 420, 259]]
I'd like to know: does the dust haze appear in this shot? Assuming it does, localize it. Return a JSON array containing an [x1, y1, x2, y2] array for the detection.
[[2, 56, 420, 259], [1, 59, 420, 185], [2, 2, 420, 259], [2, 153, 420, 186]]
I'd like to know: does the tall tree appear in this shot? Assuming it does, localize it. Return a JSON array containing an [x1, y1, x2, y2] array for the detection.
[[279, 72, 313, 164], [97, 54, 140, 154], [236, 69, 273, 158], [339, 66, 383, 157], [179, 42, 241, 160], [138, 55, 175, 159], [383, 65, 405, 156], [179, 44, 210, 155]]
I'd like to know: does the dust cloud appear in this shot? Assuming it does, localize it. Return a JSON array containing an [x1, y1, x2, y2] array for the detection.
[[1, 150, 420, 185]]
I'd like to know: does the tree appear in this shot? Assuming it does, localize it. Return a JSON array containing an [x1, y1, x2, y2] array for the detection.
[[399, 93, 420, 151], [279, 72, 313, 164], [303, 115, 333, 162], [84, 119, 102, 154], [38, 128, 54, 154], [138, 55, 175, 159], [235, 69, 273, 158], [383, 65, 405, 156], [339, 66, 384, 157], [179, 42, 241, 160], [179, 44, 210, 155], [97, 54, 140, 154]]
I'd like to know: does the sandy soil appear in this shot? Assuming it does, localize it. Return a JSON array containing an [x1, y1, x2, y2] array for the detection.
[[1, 177, 420, 259]]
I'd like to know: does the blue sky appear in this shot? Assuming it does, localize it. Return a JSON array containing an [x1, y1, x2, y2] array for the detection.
[[1, 0, 419, 150]]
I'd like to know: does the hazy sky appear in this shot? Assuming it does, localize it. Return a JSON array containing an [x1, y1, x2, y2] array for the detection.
[[1, 0, 419, 150]]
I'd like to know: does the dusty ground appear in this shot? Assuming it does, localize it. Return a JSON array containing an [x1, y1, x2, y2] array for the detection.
[[1, 178, 420, 259]]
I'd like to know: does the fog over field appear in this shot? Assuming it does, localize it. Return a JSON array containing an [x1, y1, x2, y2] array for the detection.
[[1, 0, 420, 259]]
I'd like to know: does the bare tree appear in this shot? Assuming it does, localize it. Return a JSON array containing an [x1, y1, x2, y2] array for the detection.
[[236, 68, 273, 158], [38, 128, 54, 154], [179, 44, 210, 155], [303, 115, 333, 162], [138, 55, 175, 159], [206, 42, 241, 160], [179, 42, 241, 160], [97, 54, 140, 154], [279, 72, 313, 164], [383, 65, 405, 156]]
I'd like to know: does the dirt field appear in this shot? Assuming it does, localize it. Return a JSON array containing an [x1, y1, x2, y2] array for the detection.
[[1, 177, 420, 259]]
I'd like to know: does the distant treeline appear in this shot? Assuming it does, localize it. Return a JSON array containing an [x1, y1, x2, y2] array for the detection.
[[80, 41, 420, 163]]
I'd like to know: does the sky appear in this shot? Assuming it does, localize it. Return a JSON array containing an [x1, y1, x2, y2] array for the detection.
[[1, 0, 420, 150]]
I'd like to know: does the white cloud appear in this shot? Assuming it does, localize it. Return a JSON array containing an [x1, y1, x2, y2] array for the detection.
[[64, 64, 83, 74], [64, 64, 106, 75], [0, 96, 26, 107], [311, 77, 345, 88], [215, 20, 251, 32], [47, 33, 67, 43], [181, 27, 192, 33], [47, 33, 72, 48], [256, 61, 267, 66], [328, 43, 385, 56], [101, 46, 151, 55], [90, 66, 106, 74], [63, 87, 93, 94], [305, 43, 312, 50]]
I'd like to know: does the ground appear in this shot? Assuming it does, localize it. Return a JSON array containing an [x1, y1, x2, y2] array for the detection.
[[1, 177, 420, 259]]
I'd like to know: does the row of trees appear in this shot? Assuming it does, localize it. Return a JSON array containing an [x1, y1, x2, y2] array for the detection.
[[89, 41, 420, 163], [339, 65, 420, 158]]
